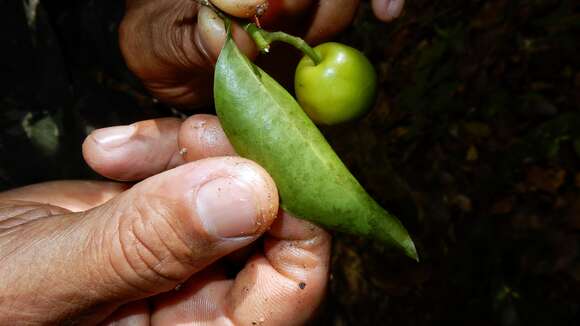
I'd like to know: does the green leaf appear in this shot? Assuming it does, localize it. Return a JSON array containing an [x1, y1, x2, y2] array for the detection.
[[213, 38, 417, 260]]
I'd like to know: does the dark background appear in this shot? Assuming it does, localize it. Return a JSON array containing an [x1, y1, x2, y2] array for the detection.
[[1, 0, 579, 325]]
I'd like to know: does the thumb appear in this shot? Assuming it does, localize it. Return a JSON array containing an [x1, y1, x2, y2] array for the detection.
[[195, 6, 257, 64], [119, 1, 257, 107], [1, 157, 278, 324]]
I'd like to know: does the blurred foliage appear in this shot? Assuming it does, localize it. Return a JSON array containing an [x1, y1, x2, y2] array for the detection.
[[1, 0, 579, 325]]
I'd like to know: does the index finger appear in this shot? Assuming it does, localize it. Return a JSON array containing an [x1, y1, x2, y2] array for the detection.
[[82, 115, 235, 181]]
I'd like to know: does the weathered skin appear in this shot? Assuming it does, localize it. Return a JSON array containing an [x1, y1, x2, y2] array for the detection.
[[214, 38, 418, 260]]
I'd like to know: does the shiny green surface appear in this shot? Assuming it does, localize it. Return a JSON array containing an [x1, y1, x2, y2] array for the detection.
[[295, 42, 377, 125], [214, 38, 417, 260]]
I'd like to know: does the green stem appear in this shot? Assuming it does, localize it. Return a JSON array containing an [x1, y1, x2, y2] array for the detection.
[[245, 23, 321, 65], [245, 23, 270, 52]]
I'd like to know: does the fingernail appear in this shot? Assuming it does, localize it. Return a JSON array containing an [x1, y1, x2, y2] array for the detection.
[[91, 125, 136, 149], [196, 177, 260, 238], [387, 0, 404, 17]]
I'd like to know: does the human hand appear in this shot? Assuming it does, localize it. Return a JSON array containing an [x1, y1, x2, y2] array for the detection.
[[119, 0, 405, 107], [0, 115, 331, 325]]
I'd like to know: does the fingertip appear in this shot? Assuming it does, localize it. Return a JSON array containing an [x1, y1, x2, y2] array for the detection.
[[178, 114, 236, 162], [196, 6, 227, 63], [137, 156, 279, 240], [82, 124, 138, 179], [304, 0, 360, 44], [196, 7, 257, 65], [264, 212, 331, 281], [372, 0, 405, 22], [228, 254, 326, 325], [232, 213, 331, 323], [83, 118, 183, 181]]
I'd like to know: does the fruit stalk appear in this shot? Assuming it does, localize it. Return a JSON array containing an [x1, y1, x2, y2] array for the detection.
[[244, 23, 321, 65]]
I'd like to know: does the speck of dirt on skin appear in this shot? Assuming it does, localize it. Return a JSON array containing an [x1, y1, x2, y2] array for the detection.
[[256, 2, 268, 16], [299, 282, 306, 290], [194, 121, 206, 129]]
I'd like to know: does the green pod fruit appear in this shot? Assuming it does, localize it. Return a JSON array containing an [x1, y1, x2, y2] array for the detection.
[[214, 38, 418, 261]]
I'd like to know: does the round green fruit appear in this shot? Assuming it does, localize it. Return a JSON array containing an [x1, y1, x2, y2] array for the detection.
[[294, 42, 378, 125]]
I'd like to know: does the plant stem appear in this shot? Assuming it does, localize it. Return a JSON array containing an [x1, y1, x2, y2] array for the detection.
[[245, 23, 321, 65], [193, 1, 320, 65]]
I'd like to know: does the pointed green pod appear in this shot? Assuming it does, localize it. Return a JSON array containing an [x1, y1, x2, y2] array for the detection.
[[214, 38, 418, 260]]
